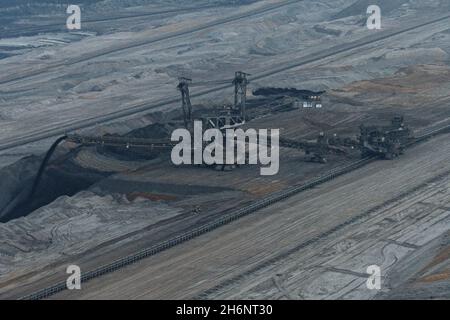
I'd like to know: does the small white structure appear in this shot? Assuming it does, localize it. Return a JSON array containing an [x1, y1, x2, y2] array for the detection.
[[303, 95, 323, 108], [303, 101, 312, 108]]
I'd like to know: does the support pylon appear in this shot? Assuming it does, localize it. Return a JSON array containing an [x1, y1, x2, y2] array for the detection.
[[177, 77, 193, 129], [232, 71, 250, 120]]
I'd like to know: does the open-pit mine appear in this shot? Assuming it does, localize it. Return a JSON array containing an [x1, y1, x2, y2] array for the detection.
[[0, 0, 449, 301]]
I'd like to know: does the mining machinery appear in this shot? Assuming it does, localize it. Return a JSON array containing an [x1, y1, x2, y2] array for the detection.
[[275, 116, 413, 163], [280, 133, 348, 164], [59, 72, 252, 171], [66, 134, 175, 150], [52, 72, 252, 161], [359, 116, 413, 159], [60, 74, 414, 169]]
